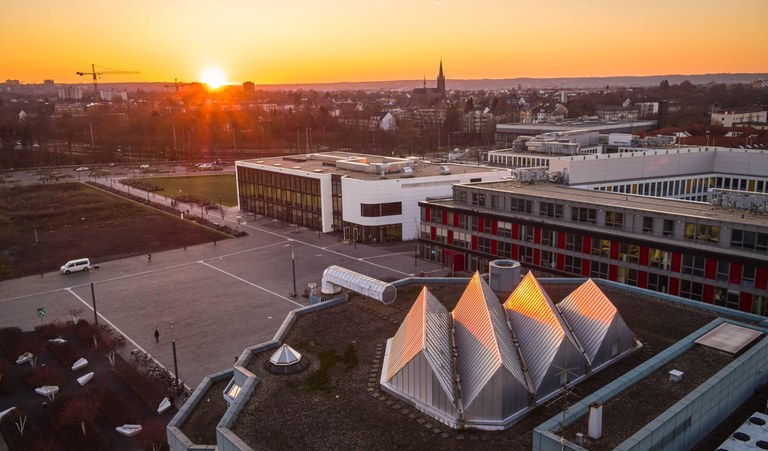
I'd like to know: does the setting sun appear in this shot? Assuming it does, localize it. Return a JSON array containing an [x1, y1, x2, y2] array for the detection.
[[200, 67, 227, 89]]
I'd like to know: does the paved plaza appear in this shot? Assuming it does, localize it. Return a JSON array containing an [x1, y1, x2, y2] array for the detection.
[[0, 171, 444, 388]]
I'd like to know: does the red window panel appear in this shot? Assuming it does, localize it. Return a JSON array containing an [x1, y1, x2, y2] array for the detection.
[[512, 224, 519, 240], [610, 241, 619, 260], [609, 265, 618, 281], [740, 292, 753, 312], [454, 213, 460, 227], [704, 259, 717, 280], [637, 271, 648, 288], [511, 244, 519, 260], [534, 248, 540, 266], [478, 217, 485, 232], [442, 210, 448, 224], [730, 262, 742, 285], [491, 240, 498, 255], [491, 220, 498, 235], [639, 246, 649, 266], [471, 235, 478, 251], [671, 253, 682, 273], [757, 267, 768, 290], [447, 230, 453, 245], [669, 277, 680, 296], [534, 228, 541, 245], [424, 208, 431, 222], [582, 259, 591, 277], [702, 285, 714, 304], [430, 227, 436, 241], [582, 236, 591, 254], [556, 253, 565, 271], [557, 231, 566, 249]]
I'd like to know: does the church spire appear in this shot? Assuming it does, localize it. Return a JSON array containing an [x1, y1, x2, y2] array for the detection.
[[436, 59, 445, 97]]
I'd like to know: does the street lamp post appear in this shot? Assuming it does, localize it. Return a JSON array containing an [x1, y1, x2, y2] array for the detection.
[[171, 321, 179, 385], [290, 247, 297, 297], [218, 194, 223, 219]]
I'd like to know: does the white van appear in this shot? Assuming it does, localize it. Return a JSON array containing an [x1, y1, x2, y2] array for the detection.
[[60, 258, 91, 274]]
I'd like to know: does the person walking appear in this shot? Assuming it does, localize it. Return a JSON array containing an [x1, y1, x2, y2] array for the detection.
[[147, 254, 152, 263], [154, 329, 160, 343]]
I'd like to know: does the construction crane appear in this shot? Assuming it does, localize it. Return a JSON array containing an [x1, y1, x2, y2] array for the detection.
[[76, 64, 139, 96]]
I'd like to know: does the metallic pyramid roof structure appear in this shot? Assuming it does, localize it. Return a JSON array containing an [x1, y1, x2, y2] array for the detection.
[[381, 269, 641, 430]]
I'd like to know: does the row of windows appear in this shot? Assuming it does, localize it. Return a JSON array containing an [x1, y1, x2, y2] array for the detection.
[[238, 168, 321, 195], [361, 202, 402, 217], [425, 223, 762, 289], [731, 229, 768, 252], [593, 176, 768, 198], [418, 241, 768, 315]]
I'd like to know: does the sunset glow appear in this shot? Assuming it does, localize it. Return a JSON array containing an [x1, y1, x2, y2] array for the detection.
[[2, 0, 767, 84], [200, 67, 227, 89]]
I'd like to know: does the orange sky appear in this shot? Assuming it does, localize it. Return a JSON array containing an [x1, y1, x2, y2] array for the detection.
[[2, 0, 768, 85]]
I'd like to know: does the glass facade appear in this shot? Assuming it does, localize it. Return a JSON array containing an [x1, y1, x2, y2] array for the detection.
[[237, 166, 322, 229]]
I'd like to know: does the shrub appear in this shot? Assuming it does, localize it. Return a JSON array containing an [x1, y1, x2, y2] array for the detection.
[[0, 327, 24, 356], [45, 393, 108, 451], [48, 341, 79, 368], [36, 320, 71, 340], [111, 361, 167, 411], [0, 407, 55, 451], [74, 320, 101, 348], [85, 385, 140, 427], [137, 419, 170, 451], [24, 364, 64, 389]]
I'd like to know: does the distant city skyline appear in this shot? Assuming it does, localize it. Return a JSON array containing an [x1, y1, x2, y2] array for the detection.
[[3, 0, 768, 86]]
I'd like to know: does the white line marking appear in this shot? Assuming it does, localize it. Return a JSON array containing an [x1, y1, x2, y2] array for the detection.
[[200, 262, 304, 308]]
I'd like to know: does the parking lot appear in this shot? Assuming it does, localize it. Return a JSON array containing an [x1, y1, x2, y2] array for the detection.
[[0, 209, 443, 387]]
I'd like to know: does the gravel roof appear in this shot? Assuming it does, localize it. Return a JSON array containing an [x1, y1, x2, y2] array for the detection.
[[219, 280, 753, 450]]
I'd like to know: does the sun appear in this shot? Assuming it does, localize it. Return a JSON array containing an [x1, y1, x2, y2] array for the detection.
[[200, 67, 227, 89]]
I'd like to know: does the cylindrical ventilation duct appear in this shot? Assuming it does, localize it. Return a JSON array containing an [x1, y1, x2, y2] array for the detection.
[[321, 265, 397, 304]]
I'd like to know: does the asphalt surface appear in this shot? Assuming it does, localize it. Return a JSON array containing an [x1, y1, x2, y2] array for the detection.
[[0, 168, 445, 388]]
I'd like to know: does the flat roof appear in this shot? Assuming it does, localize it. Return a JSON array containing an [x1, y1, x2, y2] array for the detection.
[[496, 121, 657, 134], [225, 279, 760, 449], [237, 152, 506, 181], [448, 180, 768, 226]]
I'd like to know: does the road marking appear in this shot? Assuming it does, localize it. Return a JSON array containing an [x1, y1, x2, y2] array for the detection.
[[200, 262, 304, 308], [64, 288, 168, 375]]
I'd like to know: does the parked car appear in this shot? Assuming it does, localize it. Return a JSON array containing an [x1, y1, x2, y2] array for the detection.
[[196, 163, 213, 169], [139, 164, 150, 169], [75, 166, 89, 172]]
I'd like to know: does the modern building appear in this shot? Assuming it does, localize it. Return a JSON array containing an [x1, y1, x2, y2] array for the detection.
[[418, 174, 768, 314], [711, 108, 767, 127], [235, 152, 509, 243], [495, 121, 656, 147]]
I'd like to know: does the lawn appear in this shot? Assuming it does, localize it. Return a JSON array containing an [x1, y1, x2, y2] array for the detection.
[[133, 175, 237, 207]]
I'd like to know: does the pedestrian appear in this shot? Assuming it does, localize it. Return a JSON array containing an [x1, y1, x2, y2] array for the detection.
[[214, 238, 217, 246], [148, 254, 152, 263], [154, 329, 160, 343]]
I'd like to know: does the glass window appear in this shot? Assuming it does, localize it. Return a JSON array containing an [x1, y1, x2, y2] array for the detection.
[[572, 207, 597, 224], [681, 254, 705, 277], [663, 219, 675, 237], [642, 216, 654, 233], [591, 239, 611, 258], [565, 233, 582, 251], [590, 261, 609, 279], [605, 211, 624, 229]]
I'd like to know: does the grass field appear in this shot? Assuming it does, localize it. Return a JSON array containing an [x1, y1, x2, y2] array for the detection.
[[134, 174, 237, 206], [0, 183, 221, 279]]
